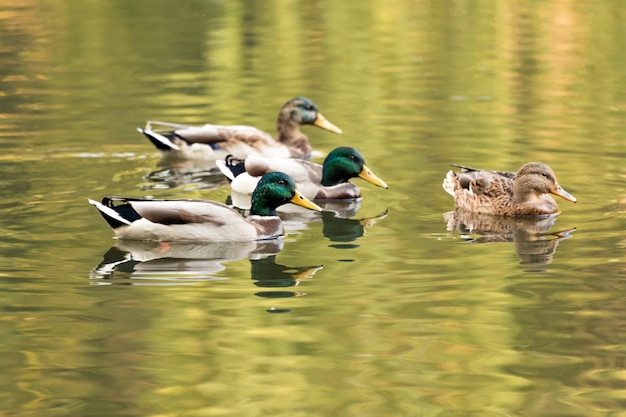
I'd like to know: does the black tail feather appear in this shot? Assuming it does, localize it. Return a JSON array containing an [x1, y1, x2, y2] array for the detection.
[[139, 128, 187, 150], [98, 198, 143, 229], [224, 154, 248, 178]]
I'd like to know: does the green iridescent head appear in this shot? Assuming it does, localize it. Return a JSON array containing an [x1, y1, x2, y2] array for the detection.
[[251, 172, 322, 216], [321, 147, 388, 189]]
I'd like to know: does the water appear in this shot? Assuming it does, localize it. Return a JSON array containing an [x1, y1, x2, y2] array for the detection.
[[1, 0, 625, 416]]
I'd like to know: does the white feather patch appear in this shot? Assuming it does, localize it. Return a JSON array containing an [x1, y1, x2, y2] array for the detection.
[[88, 199, 132, 225], [137, 128, 180, 151], [215, 159, 236, 181]]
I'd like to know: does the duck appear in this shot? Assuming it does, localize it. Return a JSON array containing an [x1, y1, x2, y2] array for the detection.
[[88, 172, 322, 242], [442, 162, 577, 216], [137, 97, 342, 161], [216, 147, 389, 203]]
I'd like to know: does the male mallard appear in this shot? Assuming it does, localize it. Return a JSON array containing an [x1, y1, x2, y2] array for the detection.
[[216, 147, 388, 201], [138, 97, 342, 161], [88, 172, 322, 242], [442, 162, 576, 216]]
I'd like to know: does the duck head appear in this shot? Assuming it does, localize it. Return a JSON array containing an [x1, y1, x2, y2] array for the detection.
[[514, 162, 577, 204], [251, 172, 323, 216], [321, 147, 388, 189], [279, 97, 342, 134]]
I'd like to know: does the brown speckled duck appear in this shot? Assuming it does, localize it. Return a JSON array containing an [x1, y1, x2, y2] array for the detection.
[[138, 97, 342, 161], [443, 162, 577, 216]]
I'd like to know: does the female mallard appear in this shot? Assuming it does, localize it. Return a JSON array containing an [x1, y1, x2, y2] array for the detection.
[[216, 146, 388, 202], [138, 97, 342, 161], [88, 172, 322, 242], [442, 162, 576, 216]]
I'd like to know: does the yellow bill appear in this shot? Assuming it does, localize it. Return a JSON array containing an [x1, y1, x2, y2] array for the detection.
[[359, 165, 388, 189], [290, 189, 323, 211]]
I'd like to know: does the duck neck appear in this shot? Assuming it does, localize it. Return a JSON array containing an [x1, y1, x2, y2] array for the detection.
[[276, 112, 301, 144], [321, 170, 349, 187], [250, 192, 277, 217], [512, 182, 532, 204], [513, 180, 556, 213], [321, 159, 353, 187]]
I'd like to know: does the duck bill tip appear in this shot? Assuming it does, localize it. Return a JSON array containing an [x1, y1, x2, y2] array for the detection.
[[359, 166, 388, 189], [552, 186, 577, 203]]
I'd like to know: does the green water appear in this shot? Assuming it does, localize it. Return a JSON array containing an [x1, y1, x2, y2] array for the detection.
[[1, 1, 625, 416]]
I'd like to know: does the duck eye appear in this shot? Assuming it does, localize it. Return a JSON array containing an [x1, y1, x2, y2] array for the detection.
[[277, 179, 286, 185], [304, 104, 314, 111], [541, 172, 549, 178]]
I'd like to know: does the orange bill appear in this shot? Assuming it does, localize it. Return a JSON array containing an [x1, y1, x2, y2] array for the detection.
[[551, 184, 577, 203]]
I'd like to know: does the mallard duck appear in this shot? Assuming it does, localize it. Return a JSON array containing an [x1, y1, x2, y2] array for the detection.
[[138, 97, 342, 161], [88, 172, 322, 242], [216, 146, 388, 202], [442, 162, 577, 216]]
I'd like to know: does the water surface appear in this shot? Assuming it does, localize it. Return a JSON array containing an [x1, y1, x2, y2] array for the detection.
[[1, 1, 625, 416]]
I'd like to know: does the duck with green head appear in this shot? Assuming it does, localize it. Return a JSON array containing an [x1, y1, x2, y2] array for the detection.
[[217, 146, 389, 206], [137, 97, 342, 161], [443, 162, 577, 216], [88, 172, 322, 242]]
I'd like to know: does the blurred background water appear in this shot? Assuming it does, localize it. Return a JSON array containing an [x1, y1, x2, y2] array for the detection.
[[1, 0, 625, 416]]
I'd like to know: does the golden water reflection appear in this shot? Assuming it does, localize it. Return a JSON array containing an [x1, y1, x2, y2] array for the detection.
[[1, 0, 625, 416], [445, 210, 576, 266]]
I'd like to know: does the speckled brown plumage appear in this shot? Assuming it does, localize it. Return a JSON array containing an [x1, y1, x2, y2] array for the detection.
[[443, 162, 577, 216]]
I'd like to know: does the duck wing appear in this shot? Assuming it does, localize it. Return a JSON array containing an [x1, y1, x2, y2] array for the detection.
[[450, 164, 515, 180], [128, 199, 236, 226], [100, 196, 239, 226], [244, 155, 322, 183], [449, 165, 514, 194], [221, 155, 323, 199], [443, 165, 516, 214], [143, 121, 273, 146], [175, 124, 274, 145]]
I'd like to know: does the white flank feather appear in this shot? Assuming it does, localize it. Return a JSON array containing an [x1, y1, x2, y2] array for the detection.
[[215, 159, 236, 181]]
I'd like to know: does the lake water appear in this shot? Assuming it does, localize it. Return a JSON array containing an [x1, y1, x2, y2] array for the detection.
[[1, 1, 625, 416]]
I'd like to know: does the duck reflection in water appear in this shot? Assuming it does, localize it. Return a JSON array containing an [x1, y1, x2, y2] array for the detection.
[[321, 210, 388, 248], [142, 160, 227, 191], [444, 210, 576, 266], [250, 255, 323, 306], [249, 208, 387, 311], [90, 240, 324, 311], [225, 197, 389, 242], [91, 240, 284, 284]]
